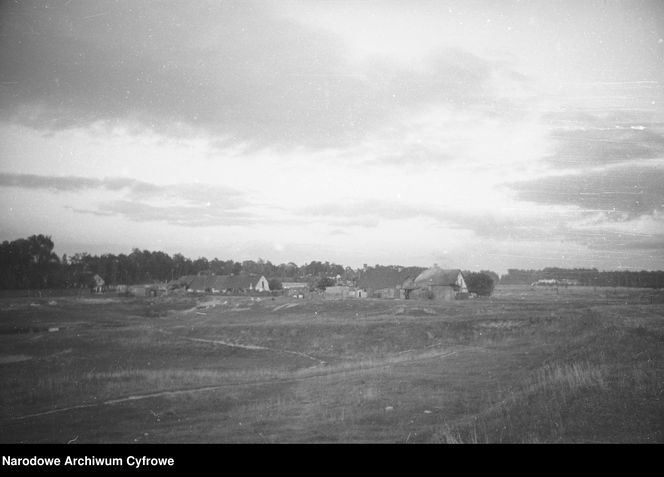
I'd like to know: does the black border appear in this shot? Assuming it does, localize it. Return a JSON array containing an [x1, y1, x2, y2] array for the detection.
[[0, 443, 657, 475]]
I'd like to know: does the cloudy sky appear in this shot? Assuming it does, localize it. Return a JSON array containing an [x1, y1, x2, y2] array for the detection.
[[1, 0, 663, 273]]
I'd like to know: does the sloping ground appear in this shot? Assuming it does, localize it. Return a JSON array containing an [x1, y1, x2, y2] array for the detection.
[[0, 288, 662, 442]]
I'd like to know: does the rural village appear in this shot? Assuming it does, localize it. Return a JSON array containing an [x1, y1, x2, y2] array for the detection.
[[118, 264, 471, 302], [1, 236, 663, 444], [1, 0, 663, 448]]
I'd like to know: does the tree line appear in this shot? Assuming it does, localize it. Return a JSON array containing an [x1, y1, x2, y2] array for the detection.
[[500, 267, 664, 289], [18, 234, 658, 294], [0, 235, 355, 289]]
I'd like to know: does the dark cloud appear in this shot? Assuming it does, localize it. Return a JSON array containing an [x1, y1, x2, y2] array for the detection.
[[543, 110, 664, 167], [548, 128, 664, 166], [509, 165, 664, 217], [303, 199, 557, 240], [0, 1, 522, 149], [566, 229, 664, 251], [303, 196, 664, 252], [0, 172, 247, 208], [0, 172, 131, 191]]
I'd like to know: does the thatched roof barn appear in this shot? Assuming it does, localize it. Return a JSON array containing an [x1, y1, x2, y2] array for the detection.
[[356, 266, 424, 298], [413, 266, 468, 301]]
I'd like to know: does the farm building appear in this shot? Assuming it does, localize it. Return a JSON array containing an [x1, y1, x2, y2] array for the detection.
[[354, 289, 368, 298], [413, 266, 468, 301], [169, 275, 196, 290], [128, 285, 148, 297], [531, 279, 579, 287], [356, 267, 424, 299], [324, 286, 351, 299], [254, 275, 270, 292], [282, 282, 309, 297], [183, 274, 270, 294], [224, 274, 269, 293], [186, 276, 212, 293], [125, 284, 165, 297]]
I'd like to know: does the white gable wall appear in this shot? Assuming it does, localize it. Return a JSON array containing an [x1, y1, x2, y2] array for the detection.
[[456, 273, 468, 293], [255, 276, 270, 292]]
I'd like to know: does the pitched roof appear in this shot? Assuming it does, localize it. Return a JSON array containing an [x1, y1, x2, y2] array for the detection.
[[186, 274, 264, 291], [224, 274, 256, 289], [414, 267, 463, 286], [171, 275, 196, 287], [187, 275, 214, 291], [357, 267, 424, 291]]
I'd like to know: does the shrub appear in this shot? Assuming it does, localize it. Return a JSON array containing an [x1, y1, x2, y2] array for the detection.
[[465, 272, 496, 296]]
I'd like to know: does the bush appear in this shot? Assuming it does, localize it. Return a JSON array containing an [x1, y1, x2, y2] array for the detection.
[[465, 272, 495, 296], [268, 278, 283, 291], [316, 277, 335, 291]]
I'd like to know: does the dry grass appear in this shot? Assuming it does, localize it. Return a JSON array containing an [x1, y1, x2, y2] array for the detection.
[[529, 361, 608, 395], [1, 287, 663, 442], [430, 360, 609, 443]]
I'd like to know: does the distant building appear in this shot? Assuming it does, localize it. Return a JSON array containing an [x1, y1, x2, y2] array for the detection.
[[184, 274, 270, 294], [324, 286, 351, 299], [354, 289, 368, 298], [128, 285, 147, 297], [531, 279, 559, 287], [413, 266, 468, 301], [531, 278, 578, 287], [169, 275, 196, 290], [126, 284, 166, 297], [356, 267, 422, 299], [254, 275, 270, 292], [282, 282, 310, 297]]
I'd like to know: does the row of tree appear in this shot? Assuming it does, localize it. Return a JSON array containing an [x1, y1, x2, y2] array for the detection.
[[8, 235, 660, 293], [0, 235, 353, 289], [500, 267, 664, 289], [0, 235, 60, 289]]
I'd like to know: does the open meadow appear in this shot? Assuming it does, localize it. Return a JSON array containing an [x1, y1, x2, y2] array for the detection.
[[1, 285, 663, 443]]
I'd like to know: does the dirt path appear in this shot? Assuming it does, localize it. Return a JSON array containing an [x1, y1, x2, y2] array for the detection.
[[156, 328, 328, 366], [5, 346, 468, 422]]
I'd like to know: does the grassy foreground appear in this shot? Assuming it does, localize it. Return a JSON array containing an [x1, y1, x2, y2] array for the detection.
[[0, 285, 662, 443]]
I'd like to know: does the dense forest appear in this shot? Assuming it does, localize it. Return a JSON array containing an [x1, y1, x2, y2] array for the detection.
[[500, 267, 664, 289]]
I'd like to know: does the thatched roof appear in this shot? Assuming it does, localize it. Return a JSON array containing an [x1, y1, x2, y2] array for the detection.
[[357, 267, 424, 291], [169, 275, 196, 288], [186, 274, 261, 291], [414, 266, 463, 287], [186, 275, 213, 291], [223, 274, 256, 289]]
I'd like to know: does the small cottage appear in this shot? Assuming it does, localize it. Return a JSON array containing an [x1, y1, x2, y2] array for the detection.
[[413, 266, 468, 301]]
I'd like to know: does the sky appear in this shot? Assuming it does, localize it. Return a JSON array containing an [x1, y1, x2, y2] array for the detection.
[[1, 0, 663, 274]]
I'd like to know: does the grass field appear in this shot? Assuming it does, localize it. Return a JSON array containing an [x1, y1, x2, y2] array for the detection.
[[1, 285, 663, 443]]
